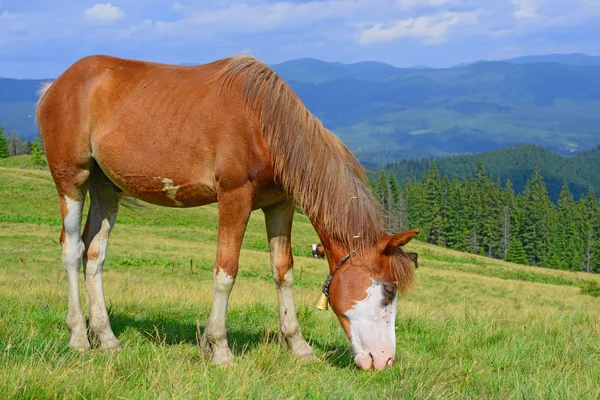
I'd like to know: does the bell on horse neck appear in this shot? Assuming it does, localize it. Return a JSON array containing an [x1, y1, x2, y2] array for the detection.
[[314, 292, 329, 310]]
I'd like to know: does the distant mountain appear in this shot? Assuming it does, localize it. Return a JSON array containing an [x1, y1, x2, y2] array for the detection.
[[504, 53, 600, 66], [271, 58, 403, 83], [383, 144, 600, 201], [286, 61, 600, 161], [2, 54, 600, 163]]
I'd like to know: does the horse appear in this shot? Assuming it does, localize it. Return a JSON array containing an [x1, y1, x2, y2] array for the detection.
[[407, 252, 419, 268], [311, 243, 326, 259], [36, 54, 418, 370]]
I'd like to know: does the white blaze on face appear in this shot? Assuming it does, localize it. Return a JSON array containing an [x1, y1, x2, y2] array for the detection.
[[344, 279, 397, 370]]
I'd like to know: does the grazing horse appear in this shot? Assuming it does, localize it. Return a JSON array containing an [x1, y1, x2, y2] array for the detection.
[[311, 243, 326, 259], [407, 252, 419, 268], [36, 55, 418, 370]]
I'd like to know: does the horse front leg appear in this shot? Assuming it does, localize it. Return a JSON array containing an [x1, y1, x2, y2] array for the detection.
[[263, 198, 315, 360], [201, 183, 253, 365]]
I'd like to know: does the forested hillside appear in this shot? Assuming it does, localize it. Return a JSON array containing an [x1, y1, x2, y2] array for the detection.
[[383, 144, 600, 201], [374, 162, 600, 273]]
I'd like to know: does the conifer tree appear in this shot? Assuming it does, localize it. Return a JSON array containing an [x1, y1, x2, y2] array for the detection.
[[444, 175, 466, 250], [501, 179, 515, 258], [547, 183, 583, 270], [464, 176, 482, 254], [0, 125, 8, 158], [521, 167, 552, 265], [579, 192, 597, 273], [481, 176, 502, 258], [387, 174, 403, 230], [505, 236, 527, 264], [423, 162, 445, 245], [375, 170, 389, 210], [29, 138, 47, 168]]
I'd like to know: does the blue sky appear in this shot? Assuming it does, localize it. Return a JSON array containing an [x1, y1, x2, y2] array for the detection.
[[0, 0, 599, 78]]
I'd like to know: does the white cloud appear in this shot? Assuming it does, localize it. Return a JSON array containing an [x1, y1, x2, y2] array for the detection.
[[512, 0, 540, 19], [122, 0, 374, 38], [357, 11, 479, 45], [84, 3, 125, 24]]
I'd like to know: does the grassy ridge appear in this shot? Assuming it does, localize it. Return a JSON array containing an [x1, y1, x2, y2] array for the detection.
[[1, 163, 600, 398]]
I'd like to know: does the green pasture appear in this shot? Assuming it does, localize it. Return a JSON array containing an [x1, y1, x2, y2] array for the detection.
[[1, 160, 599, 398]]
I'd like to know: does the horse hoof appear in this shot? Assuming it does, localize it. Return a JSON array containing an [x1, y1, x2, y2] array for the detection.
[[300, 352, 317, 360], [68, 334, 91, 351], [100, 338, 122, 352], [212, 348, 234, 366]]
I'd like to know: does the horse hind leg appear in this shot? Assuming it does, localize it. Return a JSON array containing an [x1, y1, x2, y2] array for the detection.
[[56, 173, 91, 350], [263, 198, 315, 360], [82, 166, 122, 350]]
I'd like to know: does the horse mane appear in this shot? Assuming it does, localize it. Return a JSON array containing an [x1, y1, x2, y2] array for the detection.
[[217, 56, 385, 250], [388, 246, 415, 294]]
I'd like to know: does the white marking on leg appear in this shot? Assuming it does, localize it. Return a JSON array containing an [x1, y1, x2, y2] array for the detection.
[[85, 210, 120, 350], [62, 196, 89, 349], [212, 268, 234, 327], [274, 265, 314, 358], [203, 268, 235, 364], [345, 279, 397, 370]]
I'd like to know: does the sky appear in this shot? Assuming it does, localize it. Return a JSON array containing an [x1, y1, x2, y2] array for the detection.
[[0, 0, 599, 78]]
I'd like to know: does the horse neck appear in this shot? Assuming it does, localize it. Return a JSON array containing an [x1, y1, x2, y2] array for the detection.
[[312, 220, 357, 274]]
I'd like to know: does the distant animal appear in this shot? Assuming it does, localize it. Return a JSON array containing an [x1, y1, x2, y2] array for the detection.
[[407, 252, 419, 269], [36, 54, 418, 371], [311, 243, 326, 259]]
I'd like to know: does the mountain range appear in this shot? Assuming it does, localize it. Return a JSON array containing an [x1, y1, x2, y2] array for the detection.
[[1, 53, 600, 166]]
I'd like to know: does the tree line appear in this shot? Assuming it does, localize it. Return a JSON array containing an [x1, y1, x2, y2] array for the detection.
[[0, 124, 46, 167], [374, 162, 600, 273]]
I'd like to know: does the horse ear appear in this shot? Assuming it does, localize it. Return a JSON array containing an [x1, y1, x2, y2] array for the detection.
[[381, 229, 419, 254]]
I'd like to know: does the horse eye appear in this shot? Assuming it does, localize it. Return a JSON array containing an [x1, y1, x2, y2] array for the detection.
[[381, 283, 397, 306]]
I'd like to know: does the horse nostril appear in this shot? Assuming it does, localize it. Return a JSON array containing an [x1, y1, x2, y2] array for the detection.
[[387, 358, 395, 367], [369, 352, 374, 369]]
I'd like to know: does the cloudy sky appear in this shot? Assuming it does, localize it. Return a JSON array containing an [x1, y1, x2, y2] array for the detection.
[[0, 0, 599, 78]]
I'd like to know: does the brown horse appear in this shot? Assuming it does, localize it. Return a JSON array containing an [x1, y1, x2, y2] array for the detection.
[[36, 55, 418, 370]]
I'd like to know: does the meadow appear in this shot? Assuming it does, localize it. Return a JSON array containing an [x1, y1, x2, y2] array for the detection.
[[1, 158, 599, 399]]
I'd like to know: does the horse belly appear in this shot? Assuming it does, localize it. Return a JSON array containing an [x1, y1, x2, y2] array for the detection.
[[96, 158, 218, 208]]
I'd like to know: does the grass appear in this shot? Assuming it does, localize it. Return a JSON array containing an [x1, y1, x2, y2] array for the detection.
[[1, 161, 600, 398]]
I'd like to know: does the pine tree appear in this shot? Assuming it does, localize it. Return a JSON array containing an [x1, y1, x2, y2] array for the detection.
[[444, 175, 467, 251], [387, 174, 402, 230], [0, 125, 8, 158], [547, 183, 583, 270], [579, 191, 597, 273], [464, 176, 482, 254], [405, 178, 425, 237], [505, 236, 527, 264], [481, 176, 502, 258], [501, 179, 515, 258], [423, 162, 445, 245], [375, 171, 389, 210], [521, 167, 552, 265], [29, 138, 47, 168]]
